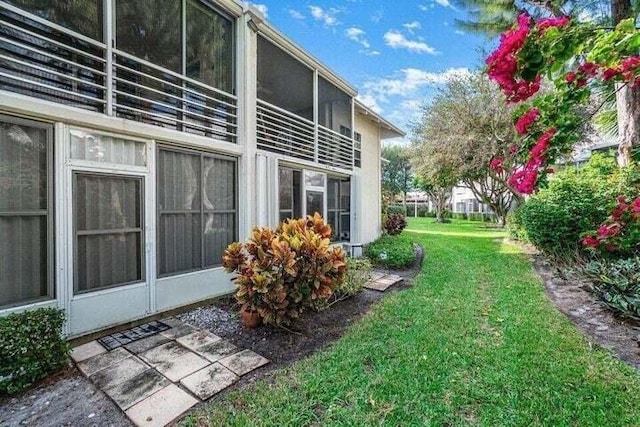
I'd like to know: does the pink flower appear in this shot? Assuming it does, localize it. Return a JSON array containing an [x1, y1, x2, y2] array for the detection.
[[622, 56, 640, 72], [515, 108, 540, 135], [578, 62, 598, 77], [537, 16, 570, 31], [489, 157, 505, 173], [582, 235, 599, 248], [530, 128, 556, 158], [565, 72, 577, 84], [631, 198, 640, 214], [598, 224, 620, 238], [602, 67, 621, 81], [487, 14, 540, 103]]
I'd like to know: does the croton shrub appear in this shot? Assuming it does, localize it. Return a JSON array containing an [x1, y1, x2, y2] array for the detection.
[[384, 213, 408, 236], [222, 213, 346, 326]]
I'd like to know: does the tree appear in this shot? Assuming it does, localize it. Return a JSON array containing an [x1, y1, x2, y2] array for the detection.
[[457, 0, 640, 190], [381, 145, 413, 206], [411, 74, 526, 227], [413, 174, 456, 224]]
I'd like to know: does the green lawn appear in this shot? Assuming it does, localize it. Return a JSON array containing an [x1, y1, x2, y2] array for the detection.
[[184, 219, 640, 426]]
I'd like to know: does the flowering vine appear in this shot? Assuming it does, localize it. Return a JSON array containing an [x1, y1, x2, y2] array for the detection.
[[583, 196, 640, 255], [486, 14, 640, 194]]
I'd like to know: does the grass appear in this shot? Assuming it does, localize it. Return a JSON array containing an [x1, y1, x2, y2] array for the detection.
[[184, 218, 640, 426], [365, 233, 416, 269]]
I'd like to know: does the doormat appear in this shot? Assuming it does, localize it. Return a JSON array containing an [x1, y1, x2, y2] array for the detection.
[[97, 321, 171, 351]]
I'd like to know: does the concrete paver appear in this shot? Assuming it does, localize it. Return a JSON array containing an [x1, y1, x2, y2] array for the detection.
[[125, 384, 198, 427]]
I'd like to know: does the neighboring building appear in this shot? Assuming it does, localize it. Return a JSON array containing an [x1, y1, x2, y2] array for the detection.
[[450, 185, 492, 216], [0, 1, 404, 337]]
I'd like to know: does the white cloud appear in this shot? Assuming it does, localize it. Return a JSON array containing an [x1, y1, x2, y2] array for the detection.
[[418, 4, 433, 11], [345, 27, 370, 48], [250, 3, 268, 18], [356, 94, 383, 114], [434, 0, 453, 8], [309, 5, 341, 27], [289, 9, 305, 20], [454, 29, 465, 35], [383, 31, 438, 55], [363, 67, 471, 102], [403, 21, 422, 33], [364, 49, 381, 56]]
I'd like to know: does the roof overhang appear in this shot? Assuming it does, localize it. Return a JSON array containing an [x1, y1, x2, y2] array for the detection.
[[354, 100, 405, 139]]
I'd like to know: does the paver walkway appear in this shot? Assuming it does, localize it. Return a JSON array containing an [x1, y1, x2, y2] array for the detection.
[[70, 318, 269, 427], [363, 270, 403, 291]]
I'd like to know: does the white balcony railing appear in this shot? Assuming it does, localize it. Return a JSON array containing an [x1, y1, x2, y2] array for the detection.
[[257, 99, 354, 170], [317, 125, 354, 170], [0, 2, 237, 143]]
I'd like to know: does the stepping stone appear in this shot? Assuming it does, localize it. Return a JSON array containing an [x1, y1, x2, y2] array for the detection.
[[77, 347, 130, 376], [177, 330, 222, 352], [160, 323, 197, 340], [70, 340, 106, 363], [104, 369, 170, 410], [370, 271, 386, 281], [364, 275, 403, 292], [194, 339, 239, 363], [218, 349, 269, 376], [159, 317, 185, 328], [364, 280, 392, 292], [90, 356, 149, 390], [140, 342, 209, 382], [180, 363, 238, 400], [125, 334, 171, 354], [125, 384, 198, 427]]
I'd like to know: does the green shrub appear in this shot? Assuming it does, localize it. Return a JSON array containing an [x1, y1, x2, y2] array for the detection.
[[417, 207, 428, 217], [383, 213, 407, 235], [365, 234, 416, 269], [0, 308, 69, 394], [579, 257, 640, 320], [386, 205, 406, 216], [223, 214, 347, 326], [316, 258, 372, 311], [507, 205, 528, 242], [452, 212, 467, 220], [468, 212, 493, 222], [517, 154, 618, 258]]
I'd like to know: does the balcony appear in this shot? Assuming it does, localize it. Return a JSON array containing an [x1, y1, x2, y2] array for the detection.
[[256, 35, 355, 171], [0, 1, 237, 143]]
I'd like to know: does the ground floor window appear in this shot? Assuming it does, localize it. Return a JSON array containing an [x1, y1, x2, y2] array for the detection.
[[278, 167, 302, 222], [157, 147, 236, 276], [327, 177, 351, 241], [0, 115, 53, 307]]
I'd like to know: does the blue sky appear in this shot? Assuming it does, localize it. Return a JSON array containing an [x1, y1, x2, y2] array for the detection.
[[248, 0, 494, 143]]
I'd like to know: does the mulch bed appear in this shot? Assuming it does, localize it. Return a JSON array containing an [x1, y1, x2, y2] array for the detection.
[[177, 245, 424, 390]]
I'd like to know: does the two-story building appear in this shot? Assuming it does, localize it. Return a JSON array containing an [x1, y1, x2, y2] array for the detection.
[[0, 0, 404, 336]]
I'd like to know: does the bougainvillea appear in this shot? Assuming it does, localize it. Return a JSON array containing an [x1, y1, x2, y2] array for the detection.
[[487, 14, 640, 194], [582, 196, 640, 255]]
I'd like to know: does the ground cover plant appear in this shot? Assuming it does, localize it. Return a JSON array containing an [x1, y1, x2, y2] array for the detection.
[[184, 219, 640, 426], [365, 233, 415, 269]]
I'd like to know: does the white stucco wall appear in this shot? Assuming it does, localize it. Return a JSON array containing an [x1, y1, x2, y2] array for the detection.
[[355, 113, 382, 244]]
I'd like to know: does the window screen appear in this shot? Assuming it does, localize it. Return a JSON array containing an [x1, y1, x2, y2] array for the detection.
[[157, 147, 236, 276], [0, 116, 52, 307]]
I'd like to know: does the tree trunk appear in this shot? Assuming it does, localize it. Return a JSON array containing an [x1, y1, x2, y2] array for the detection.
[[612, 0, 639, 166]]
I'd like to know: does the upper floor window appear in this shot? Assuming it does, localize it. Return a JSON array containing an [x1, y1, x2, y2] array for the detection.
[[5, 0, 104, 41], [257, 36, 313, 120], [115, 0, 234, 93], [354, 132, 362, 168], [318, 77, 352, 135]]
